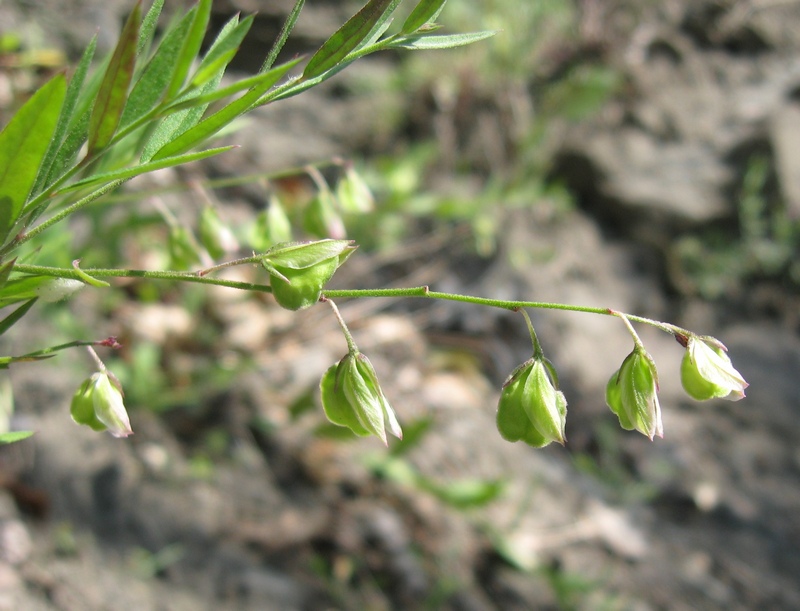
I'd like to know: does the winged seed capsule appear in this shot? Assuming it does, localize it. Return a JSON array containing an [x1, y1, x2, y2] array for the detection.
[[320, 352, 402, 445], [605, 347, 663, 440], [496, 357, 567, 448], [680, 335, 748, 401]]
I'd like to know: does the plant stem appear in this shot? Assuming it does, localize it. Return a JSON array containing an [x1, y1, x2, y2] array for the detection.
[[519, 309, 543, 358], [326, 298, 358, 354], [322, 287, 689, 337], [12, 264, 274, 294], [10, 262, 691, 338]]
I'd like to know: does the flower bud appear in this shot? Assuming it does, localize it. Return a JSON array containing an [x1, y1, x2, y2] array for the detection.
[[496, 358, 567, 448], [262, 239, 356, 310], [680, 336, 747, 401], [70, 371, 132, 438], [605, 347, 663, 440], [320, 352, 402, 444]]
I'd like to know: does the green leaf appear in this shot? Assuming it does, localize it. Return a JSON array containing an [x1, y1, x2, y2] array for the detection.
[[0, 74, 67, 243], [260, 0, 304, 73], [0, 298, 37, 337], [419, 476, 505, 509], [167, 0, 212, 98], [0, 259, 15, 290], [302, 0, 398, 80], [87, 1, 142, 154], [138, 0, 165, 57], [0, 276, 51, 307], [119, 7, 196, 131], [191, 14, 253, 89], [401, 0, 448, 35], [389, 30, 497, 50], [0, 431, 34, 444], [166, 63, 297, 115], [151, 59, 297, 161], [32, 36, 97, 198], [63, 146, 235, 192]]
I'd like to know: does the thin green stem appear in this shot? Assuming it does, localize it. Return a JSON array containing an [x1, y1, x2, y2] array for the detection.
[[11, 262, 689, 340], [322, 287, 690, 337], [12, 264, 273, 294], [519, 309, 543, 358], [326, 298, 358, 354], [610, 309, 645, 350], [6, 179, 128, 256]]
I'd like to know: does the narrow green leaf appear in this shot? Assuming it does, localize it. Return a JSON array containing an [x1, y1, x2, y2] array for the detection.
[[0, 431, 34, 445], [357, 0, 403, 50], [0, 276, 50, 307], [119, 7, 195, 130], [261, 0, 305, 73], [87, 1, 142, 154], [167, 65, 298, 114], [401, 0, 448, 35], [302, 0, 396, 80], [389, 30, 497, 50], [0, 259, 15, 290], [63, 146, 235, 192], [138, 0, 165, 57], [167, 0, 212, 98], [41, 56, 108, 189], [0, 74, 67, 243], [151, 60, 296, 161], [191, 14, 252, 88], [33, 36, 97, 197], [0, 298, 37, 337]]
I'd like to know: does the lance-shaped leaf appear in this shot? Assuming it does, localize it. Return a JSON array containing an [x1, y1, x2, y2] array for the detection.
[[302, 0, 397, 80], [87, 1, 142, 154], [138, 0, 165, 57], [0, 431, 34, 444], [0, 260, 15, 291], [401, 0, 448, 35], [119, 6, 196, 131], [389, 30, 497, 50], [166, 0, 212, 98], [32, 37, 97, 198], [0, 298, 37, 337], [190, 14, 253, 89], [61, 146, 236, 193], [261, 0, 305, 73], [0, 74, 66, 243], [151, 59, 298, 161]]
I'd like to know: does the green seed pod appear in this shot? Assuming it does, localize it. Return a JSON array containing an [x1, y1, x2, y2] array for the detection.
[[303, 188, 345, 239], [680, 336, 747, 401], [320, 352, 402, 444], [249, 194, 293, 251], [336, 165, 374, 214], [70, 372, 132, 438], [262, 240, 357, 311], [199, 205, 238, 260], [269, 257, 338, 311], [605, 348, 662, 440], [168, 226, 203, 270], [70, 377, 106, 432], [496, 358, 567, 448]]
